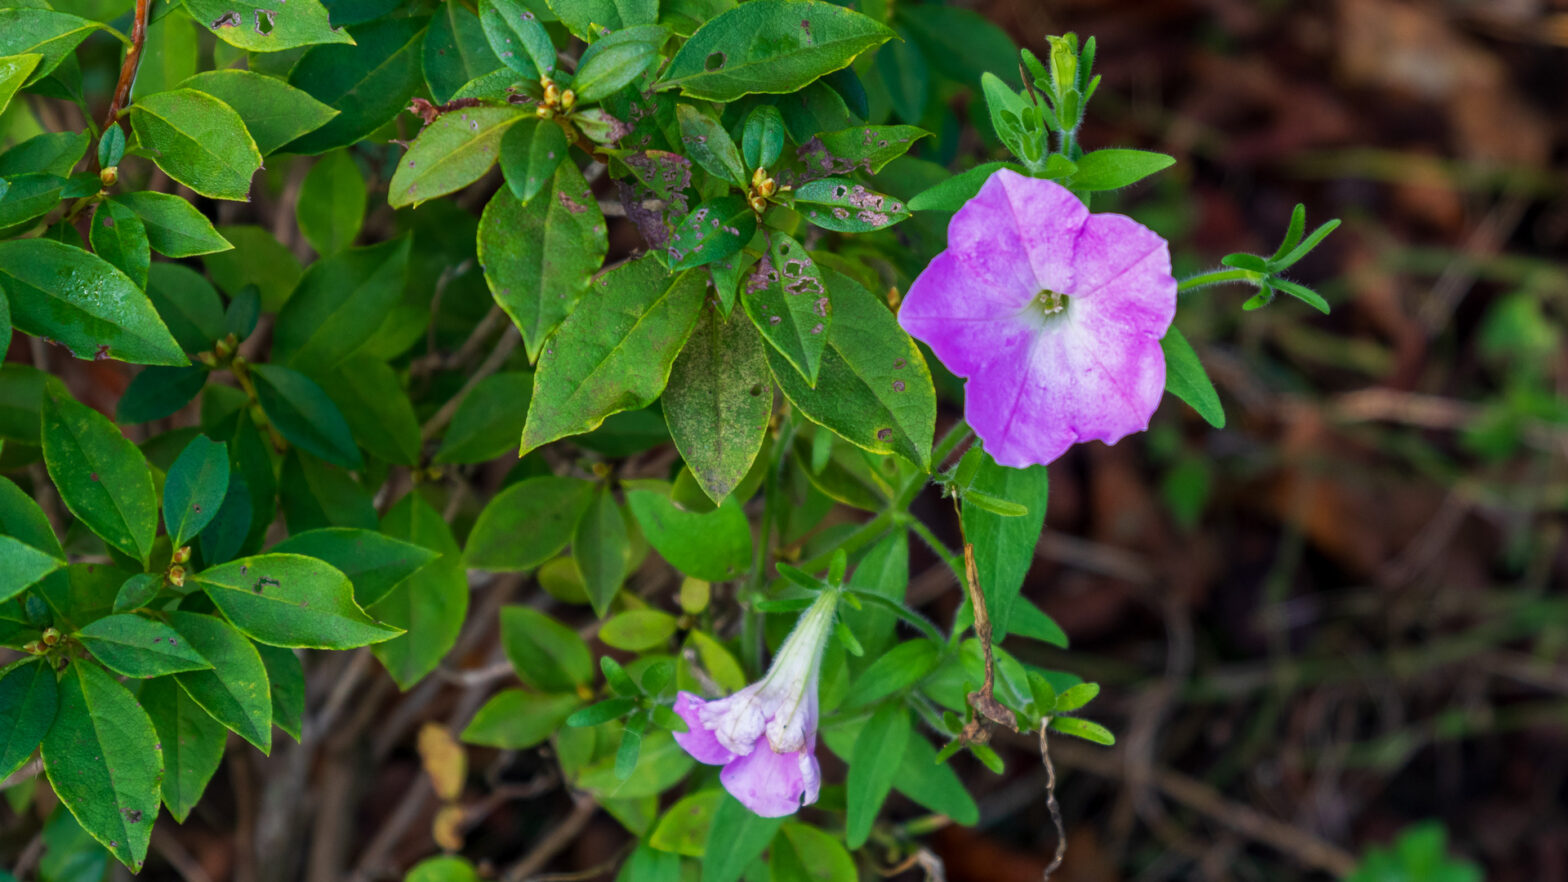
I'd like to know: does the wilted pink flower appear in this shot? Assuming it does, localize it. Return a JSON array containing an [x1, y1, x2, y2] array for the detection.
[[898, 170, 1177, 468], [672, 590, 838, 817]]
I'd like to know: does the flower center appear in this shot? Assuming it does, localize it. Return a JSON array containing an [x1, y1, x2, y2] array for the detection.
[[1035, 289, 1069, 316]]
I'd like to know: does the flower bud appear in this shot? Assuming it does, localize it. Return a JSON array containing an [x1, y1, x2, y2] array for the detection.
[[41, 627, 61, 646], [168, 565, 186, 588]]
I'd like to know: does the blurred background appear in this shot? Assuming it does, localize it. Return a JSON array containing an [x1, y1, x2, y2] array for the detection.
[[939, 1, 1568, 880]]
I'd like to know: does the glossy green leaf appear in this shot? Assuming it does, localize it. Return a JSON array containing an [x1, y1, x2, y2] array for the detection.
[[701, 791, 784, 882], [0, 535, 62, 604], [129, 89, 263, 202], [110, 191, 232, 258], [478, 160, 607, 361], [499, 118, 568, 205], [113, 572, 163, 612], [0, 658, 56, 782], [255, 643, 304, 741], [249, 363, 363, 469], [844, 639, 939, 709], [163, 435, 229, 546], [41, 660, 161, 871], [0, 239, 185, 366], [959, 450, 1046, 642], [0, 53, 41, 115], [273, 237, 412, 375], [663, 304, 770, 504], [845, 700, 910, 848], [423, 0, 503, 103], [461, 689, 580, 748], [659, 0, 893, 102], [433, 371, 532, 464], [575, 486, 629, 616], [742, 232, 830, 386], [270, 526, 436, 608], [279, 449, 376, 532], [520, 258, 705, 454], [575, 25, 665, 103], [139, 675, 226, 823], [0, 10, 103, 85], [480, 0, 556, 78], [765, 268, 933, 468], [500, 605, 594, 692], [167, 611, 272, 752], [389, 105, 524, 207], [76, 614, 214, 678], [906, 160, 1017, 212], [890, 727, 978, 824], [285, 18, 426, 154], [297, 150, 365, 254], [181, 69, 340, 156], [0, 131, 89, 178], [1161, 325, 1225, 429], [369, 492, 467, 689], [1070, 148, 1175, 192], [202, 225, 302, 312], [1049, 715, 1115, 745], [742, 104, 785, 170], [194, 553, 401, 649], [466, 476, 596, 571], [675, 103, 746, 187], [87, 200, 150, 289], [315, 356, 423, 466], [41, 382, 158, 564], [146, 262, 225, 354], [0, 474, 64, 559], [625, 490, 752, 582]]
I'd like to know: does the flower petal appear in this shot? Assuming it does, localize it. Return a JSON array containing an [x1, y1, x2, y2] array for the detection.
[[721, 745, 817, 818], [672, 692, 738, 765], [986, 170, 1089, 294], [897, 250, 1040, 379], [1070, 212, 1177, 339]]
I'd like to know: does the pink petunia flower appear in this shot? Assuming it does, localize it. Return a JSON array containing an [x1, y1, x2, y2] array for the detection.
[[672, 589, 838, 817], [898, 169, 1177, 468]]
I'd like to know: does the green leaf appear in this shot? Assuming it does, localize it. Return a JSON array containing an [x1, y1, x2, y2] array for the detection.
[[181, 69, 340, 156], [676, 103, 746, 187], [659, 0, 893, 102], [423, 0, 503, 104], [1048, 716, 1114, 745], [742, 232, 831, 386], [478, 160, 607, 361], [202, 225, 303, 312], [0, 474, 64, 559], [461, 689, 580, 748], [765, 268, 934, 468], [406, 856, 483, 882], [520, 258, 706, 454], [316, 356, 423, 466], [479, 0, 556, 79], [285, 18, 426, 155], [75, 614, 213, 678], [41, 382, 158, 564], [0, 658, 56, 782], [0, 54, 41, 115], [131, 9, 198, 100], [255, 643, 304, 742], [567, 696, 637, 727], [188, 0, 353, 50], [845, 700, 910, 848], [1270, 277, 1332, 314], [742, 105, 785, 170], [194, 553, 401, 649], [773, 823, 855, 882], [844, 639, 939, 709], [388, 106, 525, 207], [280, 450, 376, 532], [129, 89, 263, 202], [890, 728, 978, 824], [650, 789, 719, 856], [794, 177, 910, 233], [811, 124, 930, 175], [297, 150, 365, 254], [0, 173, 64, 230], [1160, 325, 1225, 429], [959, 451, 1047, 642], [146, 262, 225, 354], [0, 131, 89, 178], [663, 304, 770, 504], [466, 476, 596, 571], [370, 493, 467, 689], [0, 9, 104, 85], [625, 490, 752, 582], [575, 487, 630, 616], [139, 675, 226, 823], [499, 118, 568, 205], [668, 194, 756, 271], [906, 161, 1017, 212], [1272, 217, 1341, 270], [0, 239, 185, 366], [249, 363, 363, 469], [270, 527, 438, 608], [575, 26, 666, 103], [875, 30, 928, 124], [1070, 148, 1175, 192], [1053, 681, 1099, 713], [86, 201, 149, 289], [113, 572, 162, 612], [547, 0, 656, 39], [0, 535, 62, 604], [500, 605, 595, 692], [110, 191, 232, 258], [167, 611, 272, 752], [898, 3, 1018, 89], [272, 237, 412, 375], [701, 791, 784, 882], [432, 371, 532, 464], [1009, 598, 1068, 648], [599, 609, 677, 651], [42, 660, 161, 871], [162, 435, 229, 546]]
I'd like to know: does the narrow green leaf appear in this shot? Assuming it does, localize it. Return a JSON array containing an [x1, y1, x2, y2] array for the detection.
[[41, 381, 158, 564], [316, 356, 423, 466], [599, 610, 677, 651], [906, 161, 1017, 212], [0, 54, 42, 115], [742, 105, 785, 170], [1048, 716, 1115, 745], [1160, 325, 1225, 429], [845, 701, 911, 848], [959, 451, 1046, 642], [774, 823, 855, 882], [650, 789, 719, 856], [668, 195, 756, 271], [844, 639, 939, 709], [113, 572, 162, 612], [575, 487, 630, 616]]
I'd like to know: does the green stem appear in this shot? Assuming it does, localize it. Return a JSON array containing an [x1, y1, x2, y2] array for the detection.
[[1177, 268, 1262, 293], [904, 515, 964, 584], [927, 420, 973, 477]]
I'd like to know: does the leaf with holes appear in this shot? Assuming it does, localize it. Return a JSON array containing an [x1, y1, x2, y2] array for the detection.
[[186, 0, 353, 52], [794, 177, 909, 233], [668, 195, 755, 271], [741, 232, 831, 387], [658, 0, 893, 102]]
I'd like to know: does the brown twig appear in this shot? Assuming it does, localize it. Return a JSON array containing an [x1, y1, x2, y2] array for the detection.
[[1038, 721, 1067, 880], [102, 0, 150, 133], [951, 498, 1016, 740]]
